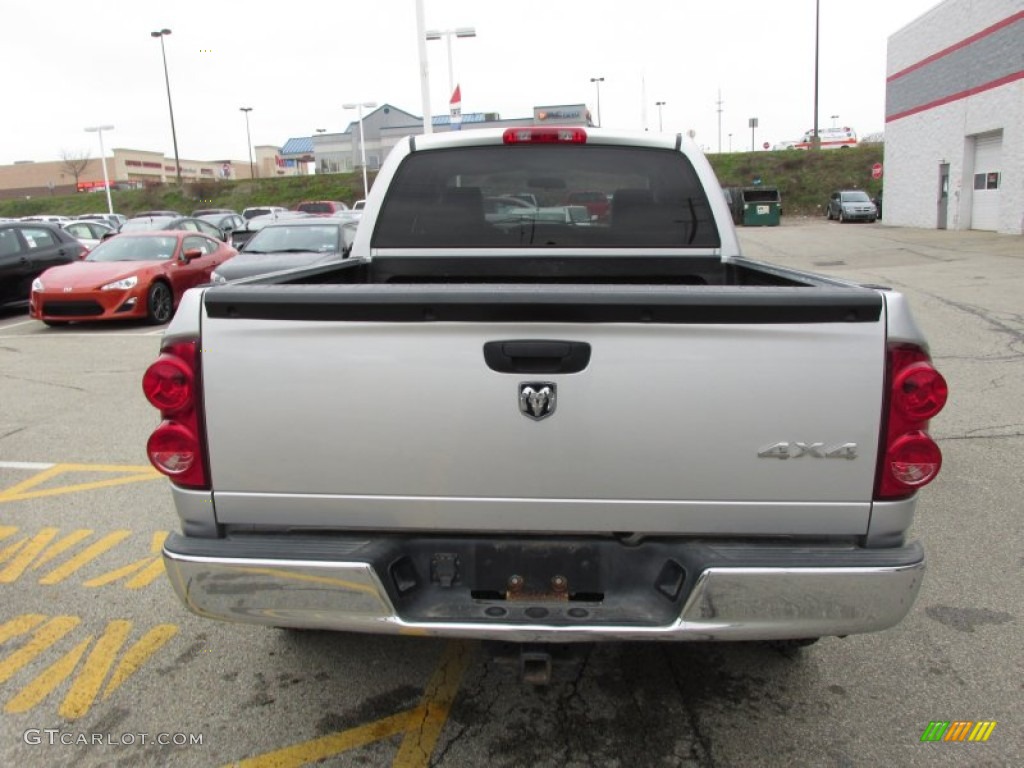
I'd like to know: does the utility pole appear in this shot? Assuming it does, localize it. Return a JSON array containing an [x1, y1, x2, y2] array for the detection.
[[716, 89, 724, 153], [813, 0, 821, 149]]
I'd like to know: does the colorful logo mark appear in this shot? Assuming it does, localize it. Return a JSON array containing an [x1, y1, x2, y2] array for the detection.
[[920, 721, 997, 742]]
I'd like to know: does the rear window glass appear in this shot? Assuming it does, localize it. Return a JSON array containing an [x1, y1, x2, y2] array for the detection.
[[372, 145, 720, 249], [298, 203, 333, 214]]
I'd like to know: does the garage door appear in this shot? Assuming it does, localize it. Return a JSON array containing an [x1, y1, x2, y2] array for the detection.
[[971, 132, 1002, 232]]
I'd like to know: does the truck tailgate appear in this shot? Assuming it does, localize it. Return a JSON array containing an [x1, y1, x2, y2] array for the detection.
[[201, 285, 885, 536]]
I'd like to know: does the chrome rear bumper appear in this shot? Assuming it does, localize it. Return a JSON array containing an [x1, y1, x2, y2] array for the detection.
[[163, 534, 924, 642]]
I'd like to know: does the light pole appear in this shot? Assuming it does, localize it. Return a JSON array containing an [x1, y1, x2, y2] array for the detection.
[[240, 107, 255, 179], [84, 125, 115, 215], [415, 0, 432, 134], [655, 101, 666, 132], [813, 0, 821, 149], [151, 29, 181, 183], [343, 101, 377, 198], [749, 117, 758, 151], [425, 27, 476, 97], [590, 77, 605, 127], [728, 133, 733, 152]]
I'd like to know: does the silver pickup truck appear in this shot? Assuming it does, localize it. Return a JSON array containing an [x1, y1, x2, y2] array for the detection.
[[146, 127, 947, 648]]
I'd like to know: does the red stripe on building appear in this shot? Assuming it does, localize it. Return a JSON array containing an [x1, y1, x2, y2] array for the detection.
[[886, 71, 1024, 122], [887, 11, 1024, 82]]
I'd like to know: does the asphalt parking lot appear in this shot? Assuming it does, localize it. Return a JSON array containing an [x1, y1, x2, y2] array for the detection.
[[0, 218, 1021, 767]]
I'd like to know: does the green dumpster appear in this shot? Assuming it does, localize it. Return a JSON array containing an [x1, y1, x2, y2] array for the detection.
[[741, 187, 781, 226]]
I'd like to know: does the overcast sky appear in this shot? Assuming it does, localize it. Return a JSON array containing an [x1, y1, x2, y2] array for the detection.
[[2, 0, 943, 165]]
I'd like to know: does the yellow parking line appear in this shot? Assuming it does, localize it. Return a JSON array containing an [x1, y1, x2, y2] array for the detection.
[[60, 620, 132, 719], [0, 466, 66, 499], [0, 463, 161, 505], [227, 640, 474, 767], [103, 624, 178, 699], [83, 557, 150, 587], [0, 614, 48, 645], [230, 710, 418, 768], [31, 529, 94, 571], [124, 559, 166, 589], [0, 616, 80, 684], [0, 529, 60, 583], [0, 473, 160, 504], [393, 640, 474, 768], [38, 531, 132, 585], [4, 636, 92, 715], [55, 463, 158, 473]]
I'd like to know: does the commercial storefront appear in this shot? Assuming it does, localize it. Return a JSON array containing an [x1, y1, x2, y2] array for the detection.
[[281, 103, 592, 178], [885, 1, 1023, 234], [0, 147, 295, 199]]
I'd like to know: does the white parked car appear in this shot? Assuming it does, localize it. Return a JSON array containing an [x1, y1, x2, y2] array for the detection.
[[61, 220, 113, 249]]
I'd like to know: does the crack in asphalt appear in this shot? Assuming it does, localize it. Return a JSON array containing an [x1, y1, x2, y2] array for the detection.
[[663, 648, 716, 768], [0, 426, 27, 441], [917, 292, 1024, 349], [941, 431, 1024, 441], [555, 646, 594, 768], [0, 371, 89, 392]]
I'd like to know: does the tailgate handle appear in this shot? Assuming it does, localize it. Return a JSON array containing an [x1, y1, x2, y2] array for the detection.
[[484, 340, 591, 374]]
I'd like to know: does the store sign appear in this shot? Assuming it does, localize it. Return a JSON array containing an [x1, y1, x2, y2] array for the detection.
[[534, 105, 587, 123]]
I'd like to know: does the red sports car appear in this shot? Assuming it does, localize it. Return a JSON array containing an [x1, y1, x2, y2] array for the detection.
[[30, 231, 235, 326]]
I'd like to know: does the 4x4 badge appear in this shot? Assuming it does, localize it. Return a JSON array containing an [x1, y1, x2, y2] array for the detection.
[[519, 383, 556, 421]]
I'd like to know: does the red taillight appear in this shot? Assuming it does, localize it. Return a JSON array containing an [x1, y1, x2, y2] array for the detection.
[[887, 432, 942, 487], [147, 422, 200, 476], [142, 355, 193, 414], [143, 339, 208, 489], [893, 362, 947, 420], [503, 127, 587, 144], [875, 344, 948, 500]]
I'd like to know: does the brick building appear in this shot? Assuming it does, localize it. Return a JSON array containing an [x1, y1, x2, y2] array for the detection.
[[0, 146, 299, 200]]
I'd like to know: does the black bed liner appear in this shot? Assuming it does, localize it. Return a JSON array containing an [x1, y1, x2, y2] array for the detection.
[[203, 256, 883, 324]]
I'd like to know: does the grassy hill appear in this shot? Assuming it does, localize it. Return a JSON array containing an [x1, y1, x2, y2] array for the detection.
[[708, 143, 883, 215], [0, 144, 883, 220]]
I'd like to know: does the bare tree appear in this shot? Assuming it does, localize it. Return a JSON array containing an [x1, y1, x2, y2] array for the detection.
[[60, 148, 92, 187]]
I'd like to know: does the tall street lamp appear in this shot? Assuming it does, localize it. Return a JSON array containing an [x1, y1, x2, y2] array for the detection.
[[84, 125, 115, 215], [812, 0, 821, 149], [240, 107, 255, 179], [655, 101, 666, 132], [425, 27, 476, 97], [590, 77, 605, 127], [343, 101, 377, 198], [151, 28, 181, 183]]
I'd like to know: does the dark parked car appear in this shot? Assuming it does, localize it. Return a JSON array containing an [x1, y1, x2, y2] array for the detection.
[[107, 216, 228, 241], [197, 213, 246, 241], [295, 200, 349, 215], [826, 190, 878, 222], [134, 210, 183, 218], [210, 218, 354, 283], [0, 222, 87, 309], [241, 206, 288, 220]]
